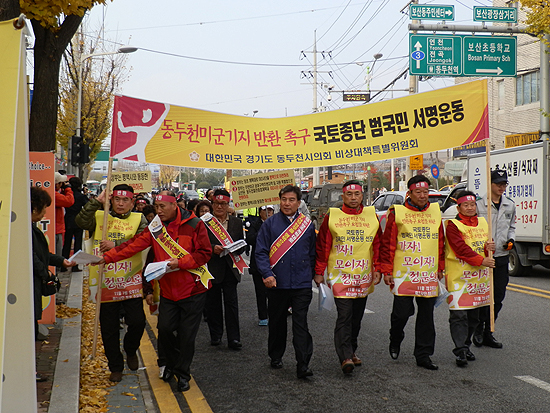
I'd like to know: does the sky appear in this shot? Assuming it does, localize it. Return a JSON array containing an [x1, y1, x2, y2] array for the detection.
[[84, 0, 495, 120]]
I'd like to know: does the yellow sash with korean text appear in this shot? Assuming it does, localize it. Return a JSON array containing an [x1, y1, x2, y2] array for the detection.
[[391, 204, 440, 297], [445, 218, 490, 309], [269, 213, 311, 268], [89, 211, 143, 303], [327, 207, 379, 298], [148, 215, 214, 288]]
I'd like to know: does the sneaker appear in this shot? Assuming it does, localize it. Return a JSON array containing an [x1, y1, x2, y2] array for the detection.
[[159, 366, 166, 379], [258, 319, 268, 326], [341, 359, 354, 374]]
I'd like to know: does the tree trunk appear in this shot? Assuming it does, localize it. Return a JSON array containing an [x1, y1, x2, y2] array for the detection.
[[0, 0, 19, 20], [29, 15, 83, 151]]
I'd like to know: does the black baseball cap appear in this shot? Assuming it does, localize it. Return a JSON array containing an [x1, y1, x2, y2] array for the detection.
[[491, 169, 508, 184]]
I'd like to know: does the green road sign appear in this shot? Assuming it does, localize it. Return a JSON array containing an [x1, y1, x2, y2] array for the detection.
[[410, 4, 454, 21], [473, 6, 517, 23], [463, 36, 516, 76], [409, 34, 462, 76], [409, 34, 517, 77]]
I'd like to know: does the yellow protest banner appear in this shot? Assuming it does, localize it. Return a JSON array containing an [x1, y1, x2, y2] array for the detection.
[[111, 80, 488, 169], [410, 154, 424, 170], [111, 170, 151, 193], [230, 170, 295, 210]]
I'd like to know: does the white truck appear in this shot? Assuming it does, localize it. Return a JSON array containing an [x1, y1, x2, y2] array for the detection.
[[466, 140, 550, 276]]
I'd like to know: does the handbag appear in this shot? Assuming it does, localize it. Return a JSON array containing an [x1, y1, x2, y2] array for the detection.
[[42, 270, 61, 296]]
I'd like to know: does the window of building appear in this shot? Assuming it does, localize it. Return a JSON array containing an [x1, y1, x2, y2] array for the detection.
[[516, 70, 540, 106], [498, 80, 505, 110]]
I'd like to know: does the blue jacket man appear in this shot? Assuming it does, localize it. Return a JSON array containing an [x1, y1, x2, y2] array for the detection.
[[256, 185, 317, 379]]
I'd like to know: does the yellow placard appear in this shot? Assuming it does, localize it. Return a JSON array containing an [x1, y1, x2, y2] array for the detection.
[[504, 131, 539, 148], [230, 170, 295, 210], [409, 154, 424, 170], [111, 80, 489, 169], [110, 170, 151, 193]]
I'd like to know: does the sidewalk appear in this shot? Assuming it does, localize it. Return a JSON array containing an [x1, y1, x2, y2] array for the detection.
[[35, 268, 158, 412]]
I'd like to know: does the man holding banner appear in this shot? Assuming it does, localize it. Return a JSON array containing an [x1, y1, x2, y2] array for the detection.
[[101, 190, 212, 392], [381, 175, 445, 371], [202, 189, 247, 350], [76, 184, 148, 382], [255, 185, 317, 379], [444, 190, 495, 367], [314, 180, 382, 375]]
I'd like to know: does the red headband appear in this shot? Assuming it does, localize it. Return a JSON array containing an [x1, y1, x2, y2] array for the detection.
[[215, 194, 230, 203], [409, 181, 429, 191], [113, 190, 132, 198], [457, 195, 476, 204], [156, 195, 176, 203], [343, 184, 362, 193], [136, 199, 146, 204]]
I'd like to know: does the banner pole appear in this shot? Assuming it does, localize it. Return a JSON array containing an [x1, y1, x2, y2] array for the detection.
[[484, 139, 495, 333], [91, 156, 114, 359]]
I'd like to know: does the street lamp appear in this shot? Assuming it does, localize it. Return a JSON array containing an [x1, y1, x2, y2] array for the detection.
[[72, 46, 137, 172], [365, 53, 383, 92]]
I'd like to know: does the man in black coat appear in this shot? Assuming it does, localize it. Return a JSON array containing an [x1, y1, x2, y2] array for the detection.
[[62, 177, 89, 262], [204, 189, 246, 350]]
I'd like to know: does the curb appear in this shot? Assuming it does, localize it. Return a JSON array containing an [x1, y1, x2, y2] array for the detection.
[[48, 270, 83, 413]]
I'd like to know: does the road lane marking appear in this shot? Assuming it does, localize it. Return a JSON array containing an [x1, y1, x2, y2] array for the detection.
[[143, 303, 214, 413], [507, 284, 550, 299], [515, 376, 550, 393]]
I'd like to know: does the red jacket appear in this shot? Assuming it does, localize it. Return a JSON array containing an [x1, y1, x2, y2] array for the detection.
[[104, 207, 212, 301], [315, 204, 382, 275], [55, 187, 74, 234], [445, 214, 488, 267], [380, 200, 445, 275]]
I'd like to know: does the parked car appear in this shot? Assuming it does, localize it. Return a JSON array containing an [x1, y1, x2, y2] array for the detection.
[[178, 189, 200, 200]]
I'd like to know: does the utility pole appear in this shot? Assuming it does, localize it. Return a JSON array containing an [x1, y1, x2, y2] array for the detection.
[[301, 31, 332, 187], [541, 34, 550, 141], [405, 0, 419, 183]]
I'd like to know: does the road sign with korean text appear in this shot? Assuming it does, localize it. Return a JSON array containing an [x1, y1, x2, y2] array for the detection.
[[409, 34, 517, 77], [473, 6, 517, 23], [463, 36, 516, 77], [409, 34, 462, 76], [410, 4, 454, 21]]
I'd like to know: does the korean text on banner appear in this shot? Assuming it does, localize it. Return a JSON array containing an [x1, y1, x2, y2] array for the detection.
[[111, 170, 151, 193], [230, 170, 295, 210], [111, 80, 489, 169]]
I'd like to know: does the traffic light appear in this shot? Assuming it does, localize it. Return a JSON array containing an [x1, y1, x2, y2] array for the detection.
[[395, 166, 400, 174], [70, 135, 90, 166]]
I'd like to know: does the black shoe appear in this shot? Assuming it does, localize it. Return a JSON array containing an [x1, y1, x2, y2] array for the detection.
[[473, 324, 484, 347], [297, 367, 313, 379], [228, 340, 242, 350], [466, 350, 476, 361], [417, 359, 438, 370], [270, 359, 283, 369], [210, 339, 221, 346], [126, 353, 139, 371], [483, 333, 503, 348], [455, 352, 468, 367], [177, 376, 190, 392], [472, 333, 483, 347], [162, 367, 174, 382], [389, 343, 400, 360]]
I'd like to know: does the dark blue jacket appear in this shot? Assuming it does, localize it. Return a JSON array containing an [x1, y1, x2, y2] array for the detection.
[[255, 211, 316, 289]]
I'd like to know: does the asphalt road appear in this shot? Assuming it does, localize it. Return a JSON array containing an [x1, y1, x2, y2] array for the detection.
[[189, 263, 550, 413]]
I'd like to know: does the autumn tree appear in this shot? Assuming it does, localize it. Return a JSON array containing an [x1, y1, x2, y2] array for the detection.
[[0, 0, 109, 151], [57, 31, 130, 180], [521, 1, 550, 38], [159, 165, 180, 189]]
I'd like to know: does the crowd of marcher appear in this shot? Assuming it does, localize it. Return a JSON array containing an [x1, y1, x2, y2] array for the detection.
[[31, 169, 515, 392]]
